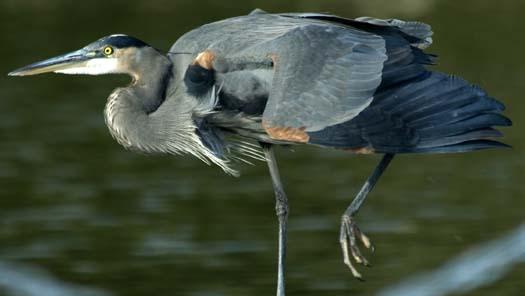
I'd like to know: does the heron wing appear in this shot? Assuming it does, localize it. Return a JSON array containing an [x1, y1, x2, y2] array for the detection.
[[282, 13, 433, 49], [172, 12, 435, 142], [354, 16, 433, 49], [262, 24, 388, 137]]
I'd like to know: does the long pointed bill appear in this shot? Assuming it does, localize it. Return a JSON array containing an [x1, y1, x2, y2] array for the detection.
[[8, 49, 95, 76], [8, 48, 121, 77]]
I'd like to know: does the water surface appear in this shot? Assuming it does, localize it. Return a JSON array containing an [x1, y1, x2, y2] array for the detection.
[[1, 1, 524, 295]]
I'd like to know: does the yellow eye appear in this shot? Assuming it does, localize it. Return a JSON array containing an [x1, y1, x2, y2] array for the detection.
[[103, 46, 114, 56]]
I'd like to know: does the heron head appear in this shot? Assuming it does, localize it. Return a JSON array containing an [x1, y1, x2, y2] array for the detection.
[[8, 34, 157, 79]]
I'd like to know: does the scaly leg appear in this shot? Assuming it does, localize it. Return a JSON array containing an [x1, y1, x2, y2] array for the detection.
[[340, 153, 395, 279], [261, 143, 289, 296]]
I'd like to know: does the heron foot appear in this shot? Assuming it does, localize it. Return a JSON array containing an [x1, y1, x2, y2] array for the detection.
[[339, 215, 374, 280]]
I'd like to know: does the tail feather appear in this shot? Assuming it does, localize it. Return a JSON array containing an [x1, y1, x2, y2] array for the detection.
[[411, 140, 511, 153], [381, 73, 445, 110], [418, 113, 511, 138], [379, 72, 511, 152], [389, 76, 471, 115], [409, 96, 503, 129], [308, 71, 511, 153], [417, 128, 503, 148]]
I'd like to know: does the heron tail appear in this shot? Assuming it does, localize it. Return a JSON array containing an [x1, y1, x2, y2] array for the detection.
[[308, 71, 512, 153], [376, 71, 512, 153]]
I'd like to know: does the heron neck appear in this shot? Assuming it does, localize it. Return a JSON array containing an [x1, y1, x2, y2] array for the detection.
[[104, 53, 174, 152], [104, 53, 238, 175], [131, 54, 173, 114]]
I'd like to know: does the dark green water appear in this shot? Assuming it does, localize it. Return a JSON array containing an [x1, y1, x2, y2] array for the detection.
[[1, 1, 524, 295]]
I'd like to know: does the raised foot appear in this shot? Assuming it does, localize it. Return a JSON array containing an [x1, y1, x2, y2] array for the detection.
[[339, 215, 374, 280]]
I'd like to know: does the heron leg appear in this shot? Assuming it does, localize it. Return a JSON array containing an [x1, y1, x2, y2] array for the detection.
[[340, 153, 395, 279], [261, 143, 288, 296]]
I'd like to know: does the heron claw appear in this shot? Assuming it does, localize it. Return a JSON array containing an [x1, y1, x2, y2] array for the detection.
[[339, 215, 374, 279]]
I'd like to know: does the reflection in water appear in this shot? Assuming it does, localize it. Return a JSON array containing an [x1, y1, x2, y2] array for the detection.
[[380, 225, 525, 296], [134, 233, 268, 257], [0, 262, 110, 296]]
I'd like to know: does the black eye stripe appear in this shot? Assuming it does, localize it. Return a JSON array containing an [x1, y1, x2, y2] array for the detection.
[[104, 36, 148, 48]]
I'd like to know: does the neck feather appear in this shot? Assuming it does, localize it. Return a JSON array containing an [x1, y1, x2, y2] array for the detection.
[[103, 53, 239, 176]]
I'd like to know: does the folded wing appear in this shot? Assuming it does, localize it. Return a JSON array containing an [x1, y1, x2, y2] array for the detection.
[[262, 24, 388, 136]]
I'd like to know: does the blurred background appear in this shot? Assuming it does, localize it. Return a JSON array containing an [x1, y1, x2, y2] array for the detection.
[[0, 0, 524, 295]]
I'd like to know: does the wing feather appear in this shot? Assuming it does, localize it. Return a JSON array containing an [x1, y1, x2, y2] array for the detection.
[[262, 24, 388, 133]]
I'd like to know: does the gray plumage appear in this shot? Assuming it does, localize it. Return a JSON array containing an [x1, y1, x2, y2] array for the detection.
[[9, 9, 511, 296]]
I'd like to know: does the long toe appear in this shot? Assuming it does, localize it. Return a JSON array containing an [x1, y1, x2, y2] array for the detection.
[[339, 216, 374, 278], [341, 239, 364, 280], [353, 223, 375, 252]]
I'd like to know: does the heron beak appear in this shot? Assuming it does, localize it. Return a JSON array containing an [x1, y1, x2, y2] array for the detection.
[[8, 49, 94, 76]]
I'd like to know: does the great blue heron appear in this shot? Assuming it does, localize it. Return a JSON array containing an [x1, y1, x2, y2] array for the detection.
[[9, 9, 511, 296]]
